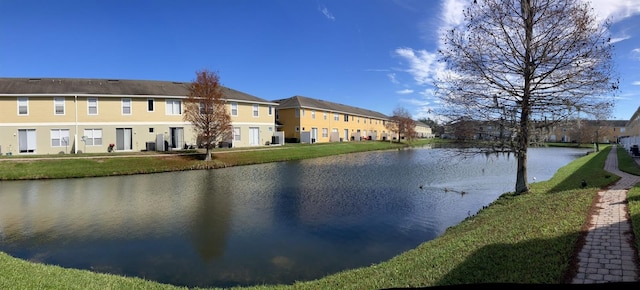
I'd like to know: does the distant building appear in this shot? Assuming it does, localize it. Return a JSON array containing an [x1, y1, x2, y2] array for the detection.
[[272, 95, 392, 143]]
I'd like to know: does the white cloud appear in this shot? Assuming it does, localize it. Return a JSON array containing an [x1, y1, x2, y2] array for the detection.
[[587, 0, 640, 23], [396, 89, 414, 94], [318, 5, 335, 21], [633, 81, 640, 86], [388, 73, 399, 84], [394, 47, 445, 85], [440, 0, 466, 29], [632, 48, 640, 60]]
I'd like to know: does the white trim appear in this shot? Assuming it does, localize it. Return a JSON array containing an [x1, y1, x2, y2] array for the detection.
[[53, 97, 66, 115], [0, 121, 193, 127], [122, 98, 132, 115]]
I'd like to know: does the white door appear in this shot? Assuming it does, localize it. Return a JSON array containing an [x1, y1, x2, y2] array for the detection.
[[18, 129, 37, 153], [249, 127, 259, 146], [311, 128, 318, 143], [116, 128, 132, 151]]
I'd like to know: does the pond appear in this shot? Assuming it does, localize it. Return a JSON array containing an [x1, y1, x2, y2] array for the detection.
[[0, 146, 589, 288]]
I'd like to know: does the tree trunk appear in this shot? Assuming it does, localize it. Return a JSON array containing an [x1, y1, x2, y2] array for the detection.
[[204, 147, 212, 161]]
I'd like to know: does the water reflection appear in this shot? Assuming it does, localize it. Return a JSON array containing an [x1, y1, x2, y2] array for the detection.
[[0, 146, 589, 288]]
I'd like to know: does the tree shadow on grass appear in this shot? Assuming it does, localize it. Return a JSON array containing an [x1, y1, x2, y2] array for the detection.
[[547, 147, 619, 194], [433, 219, 640, 287]]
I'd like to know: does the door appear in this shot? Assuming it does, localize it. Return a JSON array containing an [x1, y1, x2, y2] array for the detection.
[[170, 127, 184, 149], [311, 128, 318, 143], [249, 127, 259, 146], [18, 129, 36, 153], [116, 128, 132, 151], [344, 129, 349, 141]]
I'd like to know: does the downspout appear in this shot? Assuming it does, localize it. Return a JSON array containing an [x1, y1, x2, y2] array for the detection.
[[74, 95, 78, 154]]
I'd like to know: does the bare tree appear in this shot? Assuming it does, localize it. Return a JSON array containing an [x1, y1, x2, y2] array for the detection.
[[183, 69, 233, 161], [437, 0, 617, 194], [385, 107, 417, 142]]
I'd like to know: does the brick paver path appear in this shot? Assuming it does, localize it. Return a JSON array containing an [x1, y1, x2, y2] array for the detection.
[[571, 146, 640, 283]]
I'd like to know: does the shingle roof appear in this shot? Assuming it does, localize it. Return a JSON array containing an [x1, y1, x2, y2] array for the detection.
[[273, 95, 389, 120], [0, 77, 275, 104]]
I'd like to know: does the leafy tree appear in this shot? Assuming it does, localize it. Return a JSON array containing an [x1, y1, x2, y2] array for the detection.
[[437, 0, 617, 194], [183, 69, 233, 161], [385, 107, 417, 142]]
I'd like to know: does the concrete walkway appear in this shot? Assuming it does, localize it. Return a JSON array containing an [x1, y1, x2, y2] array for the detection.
[[571, 145, 640, 283]]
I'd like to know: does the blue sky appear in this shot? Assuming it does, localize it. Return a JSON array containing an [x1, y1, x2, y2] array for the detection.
[[1, 0, 639, 121]]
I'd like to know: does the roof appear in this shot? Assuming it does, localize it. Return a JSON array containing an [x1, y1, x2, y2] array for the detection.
[[0, 77, 276, 104], [273, 95, 388, 120]]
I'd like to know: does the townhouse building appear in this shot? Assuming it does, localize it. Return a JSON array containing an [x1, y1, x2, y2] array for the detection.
[[415, 121, 435, 138], [272, 96, 391, 143], [0, 78, 278, 155]]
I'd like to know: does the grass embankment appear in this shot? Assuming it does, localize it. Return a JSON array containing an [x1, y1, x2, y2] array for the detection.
[[1, 145, 631, 289], [0, 140, 443, 180], [616, 146, 640, 257]]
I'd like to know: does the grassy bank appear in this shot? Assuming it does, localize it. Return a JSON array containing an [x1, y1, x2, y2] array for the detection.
[[1, 145, 629, 289], [615, 146, 640, 255], [0, 139, 443, 180]]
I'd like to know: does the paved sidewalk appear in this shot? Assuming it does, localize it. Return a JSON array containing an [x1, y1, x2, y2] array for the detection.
[[571, 145, 640, 284]]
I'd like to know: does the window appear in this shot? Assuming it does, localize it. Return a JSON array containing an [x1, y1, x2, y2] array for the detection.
[[344, 114, 349, 122], [88, 98, 98, 115], [334, 113, 339, 121], [295, 109, 300, 118], [231, 102, 238, 116], [233, 127, 241, 141], [165, 99, 181, 115], [18, 97, 28, 115], [51, 129, 70, 147], [149, 128, 154, 133], [301, 109, 305, 117], [311, 110, 316, 119], [268, 105, 273, 116], [253, 104, 259, 117], [54, 97, 65, 115], [324, 112, 327, 120], [83, 129, 103, 146], [122, 98, 132, 115], [322, 128, 328, 138], [147, 99, 154, 112], [276, 109, 279, 120]]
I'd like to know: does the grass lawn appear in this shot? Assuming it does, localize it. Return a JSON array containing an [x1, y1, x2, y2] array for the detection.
[[2, 144, 635, 289]]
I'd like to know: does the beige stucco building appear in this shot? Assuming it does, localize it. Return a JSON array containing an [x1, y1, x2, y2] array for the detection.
[[0, 78, 278, 155]]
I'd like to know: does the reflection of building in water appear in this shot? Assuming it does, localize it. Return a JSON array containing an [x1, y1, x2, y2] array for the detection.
[[0, 174, 202, 243]]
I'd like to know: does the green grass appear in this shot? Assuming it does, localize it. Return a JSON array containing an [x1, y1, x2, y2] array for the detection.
[[0, 140, 439, 180], [0, 143, 623, 289], [616, 146, 640, 254]]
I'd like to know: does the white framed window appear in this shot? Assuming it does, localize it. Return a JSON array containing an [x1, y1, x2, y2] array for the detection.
[[147, 98, 155, 112], [311, 110, 316, 119], [332, 128, 338, 133], [253, 104, 259, 117], [83, 129, 103, 146], [87, 98, 98, 115], [301, 109, 305, 117], [322, 128, 328, 138], [231, 102, 238, 116], [51, 129, 70, 147], [54, 97, 65, 115], [295, 109, 300, 118], [323, 112, 327, 120], [165, 99, 181, 115], [268, 105, 273, 116], [233, 127, 241, 141], [122, 98, 132, 115], [334, 113, 339, 121], [17, 97, 28, 115]]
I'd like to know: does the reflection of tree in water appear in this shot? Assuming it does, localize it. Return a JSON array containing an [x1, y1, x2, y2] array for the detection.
[[191, 170, 233, 261]]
